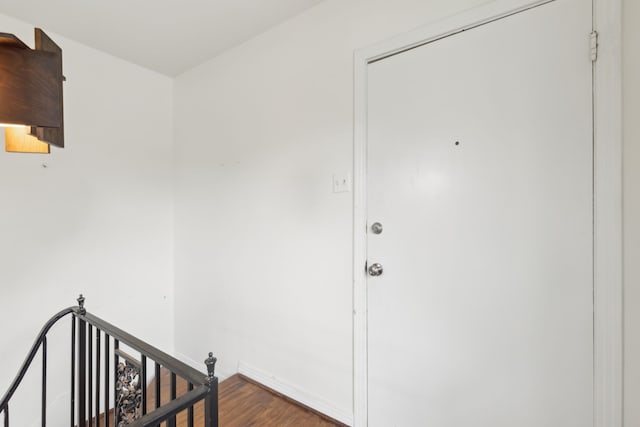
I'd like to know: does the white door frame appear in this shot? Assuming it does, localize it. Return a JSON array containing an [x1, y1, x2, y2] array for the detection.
[[352, 0, 622, 426]]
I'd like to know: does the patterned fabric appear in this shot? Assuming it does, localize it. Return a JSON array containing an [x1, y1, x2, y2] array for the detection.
[[116, 362, 142, 426]]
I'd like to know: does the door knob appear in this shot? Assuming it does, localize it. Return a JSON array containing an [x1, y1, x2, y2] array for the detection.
[[368, 263, 384, 277]]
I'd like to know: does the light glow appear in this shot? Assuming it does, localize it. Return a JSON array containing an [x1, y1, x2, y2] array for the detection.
[[0, 123, 27, 128], [5, 126, 50, 154]]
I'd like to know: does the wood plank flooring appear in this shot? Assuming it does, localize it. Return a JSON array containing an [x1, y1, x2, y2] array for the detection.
[[92, 370, 345, 426], [218, 375, 345, 427], [88, 370, 346, 427]]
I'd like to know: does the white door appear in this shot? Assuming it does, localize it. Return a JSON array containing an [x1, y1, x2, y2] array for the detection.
[[366, 1, 593, 426]]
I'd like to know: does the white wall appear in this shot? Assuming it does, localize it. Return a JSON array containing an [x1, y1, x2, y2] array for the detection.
[[1, 0, 634, 425], [174, 0, 638, 424], [0, 13, 174, 426], [623, 0, 639, 426], [173, 0, 491, 422]]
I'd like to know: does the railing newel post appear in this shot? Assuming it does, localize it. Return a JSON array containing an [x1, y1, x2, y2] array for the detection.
[[204, 352, 218, 427], [71, 316, 76, 427], [77, 295, 87, 427], [77, 294, 86, 315], [42, 336, 47, 427]]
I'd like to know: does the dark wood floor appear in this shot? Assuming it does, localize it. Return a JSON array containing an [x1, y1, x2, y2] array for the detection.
[[219, 375, 345, 427], [159, 371, 345, 426], [94, 371, 345, 426]]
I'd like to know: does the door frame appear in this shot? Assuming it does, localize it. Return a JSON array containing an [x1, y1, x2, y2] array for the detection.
[[352, 0, 622, 425]]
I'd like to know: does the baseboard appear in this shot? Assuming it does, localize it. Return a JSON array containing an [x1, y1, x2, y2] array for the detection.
[[237, 361, 353, 426], [173, 351, 232, 382]]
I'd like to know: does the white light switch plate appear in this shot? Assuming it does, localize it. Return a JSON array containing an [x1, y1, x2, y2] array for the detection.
[[333, 173, 352, 193]]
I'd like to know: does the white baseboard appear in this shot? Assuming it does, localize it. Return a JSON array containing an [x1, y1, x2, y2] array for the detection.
[[237, 361, 353, 426], [173, 351, 233, 382]]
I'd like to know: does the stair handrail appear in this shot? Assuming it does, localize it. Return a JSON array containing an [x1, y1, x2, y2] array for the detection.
[[78, 311, 209, 385], [0, 306, 76, 411], [0, 296, 218, 427], [77, 310, 219, 426]]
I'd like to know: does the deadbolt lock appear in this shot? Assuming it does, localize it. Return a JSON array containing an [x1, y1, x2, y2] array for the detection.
[[371, 222, 383, 234]]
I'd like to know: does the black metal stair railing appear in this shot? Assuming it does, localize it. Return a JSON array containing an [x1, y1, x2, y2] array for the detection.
[[0, 295, 218, 427]]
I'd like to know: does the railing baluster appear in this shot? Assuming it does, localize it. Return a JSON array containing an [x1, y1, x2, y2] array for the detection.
[[104, 334, 109, 427], [141, 355, 147, 416], [88, 326, 93, 427], [70, 316, 75, 427], [113, 340, 119, 426], [95, 330, 100, 427], [42, 336, 47, 427], [187, 383, 194, 427], [155, 363, 161, 409], [78, 316, 87, 427], [4, 405, 8, 427], [155, 362, 161, 427], [168, 372, 176, 427]]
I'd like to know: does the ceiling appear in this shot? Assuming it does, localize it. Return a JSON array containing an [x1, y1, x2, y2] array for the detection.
[[0, 0, 323, 76]]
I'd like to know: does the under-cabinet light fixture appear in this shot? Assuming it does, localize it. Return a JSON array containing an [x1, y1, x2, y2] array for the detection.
[[0, 28, 64, 154]]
